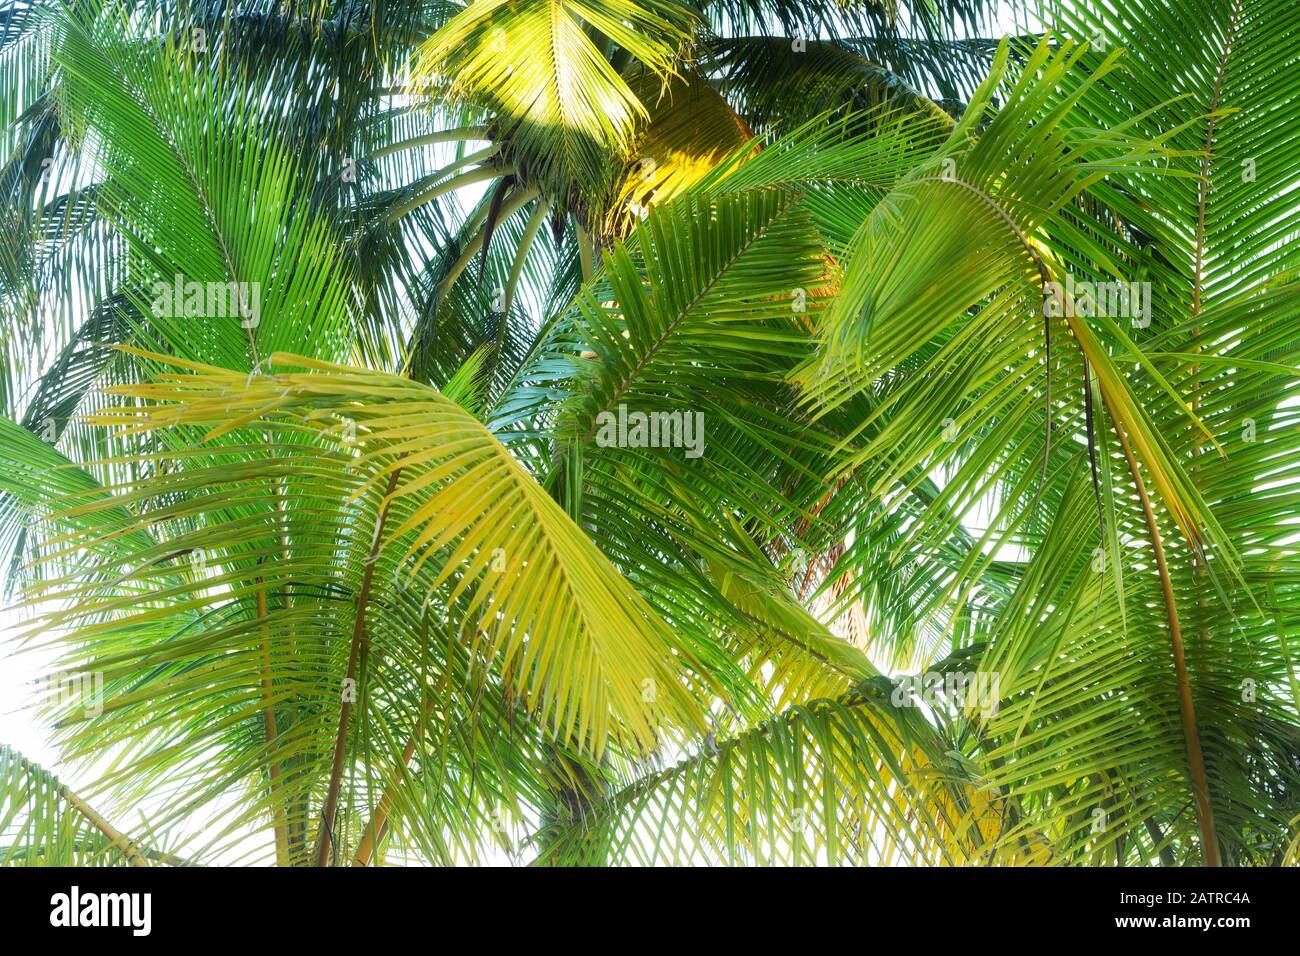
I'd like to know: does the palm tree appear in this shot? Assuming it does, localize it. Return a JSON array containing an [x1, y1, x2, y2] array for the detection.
[[0, 0, 1296, 866]]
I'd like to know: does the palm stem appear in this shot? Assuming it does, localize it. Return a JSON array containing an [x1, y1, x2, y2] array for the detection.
[[55, 776, 149, 867], [431, 186, 540, 301], [575, 222, 595, 281], [502, 198, 549, 317], [385, 162, 510, 225], [1101, 389, 1221, 866], [314, 468, 403, 866], [351, 694, 436, 866], [256, 584, 289, 866], [367, 126, 491, 160]]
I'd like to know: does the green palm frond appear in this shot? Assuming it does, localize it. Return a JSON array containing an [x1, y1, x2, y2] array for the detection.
[[31, 351, 716, 757], [534, 686, 1036, 866], [50, 2, 360, 372], [2, 0, 1297, 869], [708, 35, 956, 133], [0, 745, 153, 866]]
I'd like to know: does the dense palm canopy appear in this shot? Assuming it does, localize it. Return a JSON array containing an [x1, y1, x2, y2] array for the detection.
[[1, 0, 1297, 866]]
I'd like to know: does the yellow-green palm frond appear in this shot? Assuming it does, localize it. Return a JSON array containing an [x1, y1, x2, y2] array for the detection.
[[40, 350, 714, 756], [410, 0, 699, 191]]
